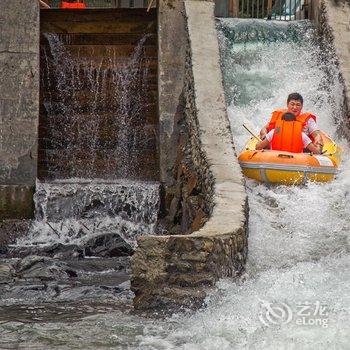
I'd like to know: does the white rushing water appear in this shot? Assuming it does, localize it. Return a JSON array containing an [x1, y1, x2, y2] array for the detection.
[[17, 179, 160, 247], [135, 19, 350, 349]]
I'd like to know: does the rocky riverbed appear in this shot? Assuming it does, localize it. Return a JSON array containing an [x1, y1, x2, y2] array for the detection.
[[0, 229, 133, 313]]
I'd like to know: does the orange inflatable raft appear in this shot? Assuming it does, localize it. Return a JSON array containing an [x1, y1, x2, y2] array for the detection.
[[238, 131, 341, 185]]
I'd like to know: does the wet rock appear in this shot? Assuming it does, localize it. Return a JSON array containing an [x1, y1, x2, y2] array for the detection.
[[0, 263, 15, 283], [0, 246, 8, 255], [4, 243, 84, 260], [0, 219, 31, 246], [15, 256, 78, 281], [84, 233, 133, 257]]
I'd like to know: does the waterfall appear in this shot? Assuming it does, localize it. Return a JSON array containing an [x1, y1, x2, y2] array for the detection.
[[18, 33, 159, 247]]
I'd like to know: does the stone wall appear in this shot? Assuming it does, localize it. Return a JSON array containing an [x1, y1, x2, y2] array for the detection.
[[158, 0, 212, 234], [310, 0, 350, 138], [0, 0, 39, 218], [131, 0, 248, 310]]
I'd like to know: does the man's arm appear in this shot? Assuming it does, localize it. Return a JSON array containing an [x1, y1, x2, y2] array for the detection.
[[306, 141, 322, 154], [310, 130, 323, 148], [256, 138, 270, 150], [259, 123, 269, 139], [307, 118, 323, 148]]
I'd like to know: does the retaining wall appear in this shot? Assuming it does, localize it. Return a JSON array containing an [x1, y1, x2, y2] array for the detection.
[[0, 0, 39, 218], [131, 0, 248, 310], [311, 0, 350, 136]]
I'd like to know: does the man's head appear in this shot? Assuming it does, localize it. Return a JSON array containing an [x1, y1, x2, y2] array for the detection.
[[287, 92, 303, 116]]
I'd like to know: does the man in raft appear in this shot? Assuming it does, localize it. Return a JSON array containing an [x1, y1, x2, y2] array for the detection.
[[256, 93, 323, 154]]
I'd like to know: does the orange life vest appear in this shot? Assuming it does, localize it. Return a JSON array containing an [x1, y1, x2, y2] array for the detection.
[[270, 113, 304, 153], [267, 109, 316, 134], [60, 1, 86, 9]]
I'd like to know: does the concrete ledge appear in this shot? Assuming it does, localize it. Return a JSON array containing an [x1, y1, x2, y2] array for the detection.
[[311, 0, 350, 137], [131, 0, 248, 310], [0, 186, 34, 219]]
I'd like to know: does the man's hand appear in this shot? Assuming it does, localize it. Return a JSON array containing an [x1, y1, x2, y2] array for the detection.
[[259, 125, 268, 139], [311, 131, 323, 151]]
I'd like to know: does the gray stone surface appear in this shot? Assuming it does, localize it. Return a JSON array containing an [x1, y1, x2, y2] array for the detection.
[[323, 0, 350, 113], [311, 0, 350, 136], [0, 0, 39, 218], [0, 1, 39, 185], [214, 0, 229, 16], [159, 0, 188, 188]]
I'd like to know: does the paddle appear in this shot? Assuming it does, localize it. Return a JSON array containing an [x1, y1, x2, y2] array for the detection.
[[243, 124, 262, 142]]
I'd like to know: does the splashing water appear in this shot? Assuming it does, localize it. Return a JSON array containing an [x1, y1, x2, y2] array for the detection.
[[134, 19, 350, 349], [17, 179, 159, 247]]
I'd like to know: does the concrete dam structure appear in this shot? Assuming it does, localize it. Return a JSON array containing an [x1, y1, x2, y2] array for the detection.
[[39, 9, 158, 181], [0, 0, 350, 347]]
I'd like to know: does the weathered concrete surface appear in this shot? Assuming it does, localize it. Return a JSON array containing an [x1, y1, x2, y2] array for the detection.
[[159, 0, 187, 190], [0, 0, 39, 218], [131, 0, 248, 310], [311, 0, 350, 135], [323, 1, 350, 111], [0, 186, 34, 219], [158, 0, 212, 234], [214, 0, 229, 17]]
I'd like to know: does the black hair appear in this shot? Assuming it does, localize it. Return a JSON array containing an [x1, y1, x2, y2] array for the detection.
[[287, 93, 303, 105], [282, 112, 296, 121]]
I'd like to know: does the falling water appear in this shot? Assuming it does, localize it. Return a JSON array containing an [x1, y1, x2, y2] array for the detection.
[[19, 33, 159, 246], [40, 33, 155, 179], [17, 179, 159, 247]]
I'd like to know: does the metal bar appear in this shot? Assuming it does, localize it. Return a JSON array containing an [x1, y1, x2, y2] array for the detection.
[[262, 0, 265, 18], [267, 0, 272, 19], [147, 0, 155, 11], [257, 0, 260, 18], [306, 0, 310, 19], [279, 0, 282, 21], [290, 0, 292, 20], [234, 0, 239, 17]]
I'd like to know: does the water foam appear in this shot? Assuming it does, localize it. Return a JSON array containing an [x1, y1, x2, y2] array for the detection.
[[17, 179, 159, 247]]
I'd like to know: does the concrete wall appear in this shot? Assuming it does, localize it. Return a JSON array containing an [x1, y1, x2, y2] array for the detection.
[[0, 0, 39, 218], [214, 0, 229, 16], [131, 0, 248, 310], [310, 0, 350, 137], [158, 0, 187, 192]]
